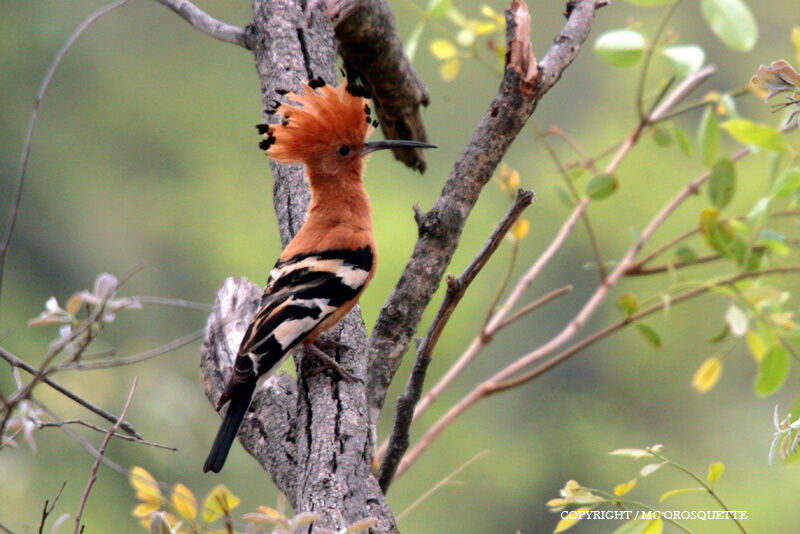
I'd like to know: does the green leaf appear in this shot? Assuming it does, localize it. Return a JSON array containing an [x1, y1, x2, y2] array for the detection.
[[651, 125, 673, 146], [661, 45, 705, 77], [708, 157, 736, 209], [700, 0, 758, 52], [707, 461, 725, 486], [594, 29, 646, 67], [675, 245, 698, 265], [638, 324, 662, 348], [555, 184, 576, 207], [755, 345, 790, 397], [697, 107, 720, 168], [671, 122, 693, 158], [708, 323, 729, 343], [659, 487, 705, 502], [617, 293, 639, 318], [773, 167, 800, 197], [586, 173, 618, 200], [721, 119, 788, 152]]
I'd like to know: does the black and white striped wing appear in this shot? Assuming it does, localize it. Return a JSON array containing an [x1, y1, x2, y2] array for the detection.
[[230, 246, 374, 385]]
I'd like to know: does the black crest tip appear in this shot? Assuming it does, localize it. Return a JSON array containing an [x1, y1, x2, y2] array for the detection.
[[255, 124, 270, 134], [372, 119, 380, 127], [309, 76, 326, 89], [275, 88, 289, 95], [259, 136, 276, 151]]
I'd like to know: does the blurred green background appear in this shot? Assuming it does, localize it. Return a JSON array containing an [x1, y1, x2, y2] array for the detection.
[[2, 0, 800, 532]]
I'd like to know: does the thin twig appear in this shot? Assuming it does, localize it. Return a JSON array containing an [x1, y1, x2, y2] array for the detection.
[[539, 130, 607, 279], [55, 328, 204, 371], [0, 0, 132, 310], [395, 450, 489, 522], [133, 295, 212, 311], [0, 347, 141, 438], [154, 0, 251, 49], [74, 377, 138, 534], [378, 190, 534, 492], [38, 481, 67, 534], [635, 0, 685, 120], [38, 419, 176, 451]]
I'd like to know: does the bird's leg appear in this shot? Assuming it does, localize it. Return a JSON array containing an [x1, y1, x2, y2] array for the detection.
[[305, 342, 360, 382]]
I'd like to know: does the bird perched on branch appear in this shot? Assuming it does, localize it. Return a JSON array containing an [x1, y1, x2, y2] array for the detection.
[[203, 77, 435, 473]]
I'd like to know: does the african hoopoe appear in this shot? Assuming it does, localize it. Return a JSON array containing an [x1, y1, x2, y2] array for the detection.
[[203, 78, 435, 473]]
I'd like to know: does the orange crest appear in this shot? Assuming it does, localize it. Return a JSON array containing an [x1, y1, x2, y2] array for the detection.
[[258, 79, 378, 166]]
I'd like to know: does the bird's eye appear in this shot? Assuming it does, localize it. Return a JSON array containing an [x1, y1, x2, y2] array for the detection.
[[338, 145, 351, 156]]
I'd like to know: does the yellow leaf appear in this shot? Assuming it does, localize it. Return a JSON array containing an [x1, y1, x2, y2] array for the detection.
[[512, 219, 530, 240], [130, 466, 163, 503], [642, 518, 663, 534], [172, 483, 197, 521], [792, 27, 800, 66], [613, 478, 637, 498], [440, 58, 461, 82], [707, 461, 725, 485], [553, 506, 589, 533], [746, 331, 766, 362], [256, 506, 282, 519], [202, 485, 240, 524], [132, 501, 161, 518], [474, 21, 497, 36], [430, 38, 458, 60], [692, 356, 722, 393], [507, 169, 521, 189]]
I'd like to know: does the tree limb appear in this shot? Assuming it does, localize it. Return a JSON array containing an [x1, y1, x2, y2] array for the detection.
[[366, 0, 604, 422], [377, 189, 534, 491], [154, 0, 252, 49]]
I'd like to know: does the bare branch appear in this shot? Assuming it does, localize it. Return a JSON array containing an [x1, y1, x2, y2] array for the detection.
[[0, 0, 133, 310], [367, 0, 604, 423], [38, 419, 176, 451], [397, 125, 797, 476], [493, 265, 800, 391], [154, 0, 252, 49], [55, 328, 204, 371], [74, 377, 137, 534], [378, 190, 534, 492], [326, 0, 431, 171], [38, 481, 67, 534], [0, 347, 141, 438]]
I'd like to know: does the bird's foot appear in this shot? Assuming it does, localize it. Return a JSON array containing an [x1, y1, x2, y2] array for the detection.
[[305, 342, 360, 383]]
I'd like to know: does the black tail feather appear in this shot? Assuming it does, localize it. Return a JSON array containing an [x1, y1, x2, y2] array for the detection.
[[203, 381, 256, 473]]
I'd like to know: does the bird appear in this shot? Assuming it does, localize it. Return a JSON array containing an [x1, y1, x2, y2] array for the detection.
[[203, 76, 436, 473]]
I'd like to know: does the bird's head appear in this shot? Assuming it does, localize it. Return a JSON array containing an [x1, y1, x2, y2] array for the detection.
[[258, 78, 434, 178]]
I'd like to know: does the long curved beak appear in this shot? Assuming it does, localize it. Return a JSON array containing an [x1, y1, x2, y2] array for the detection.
[[362, 140, 437, 155]]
